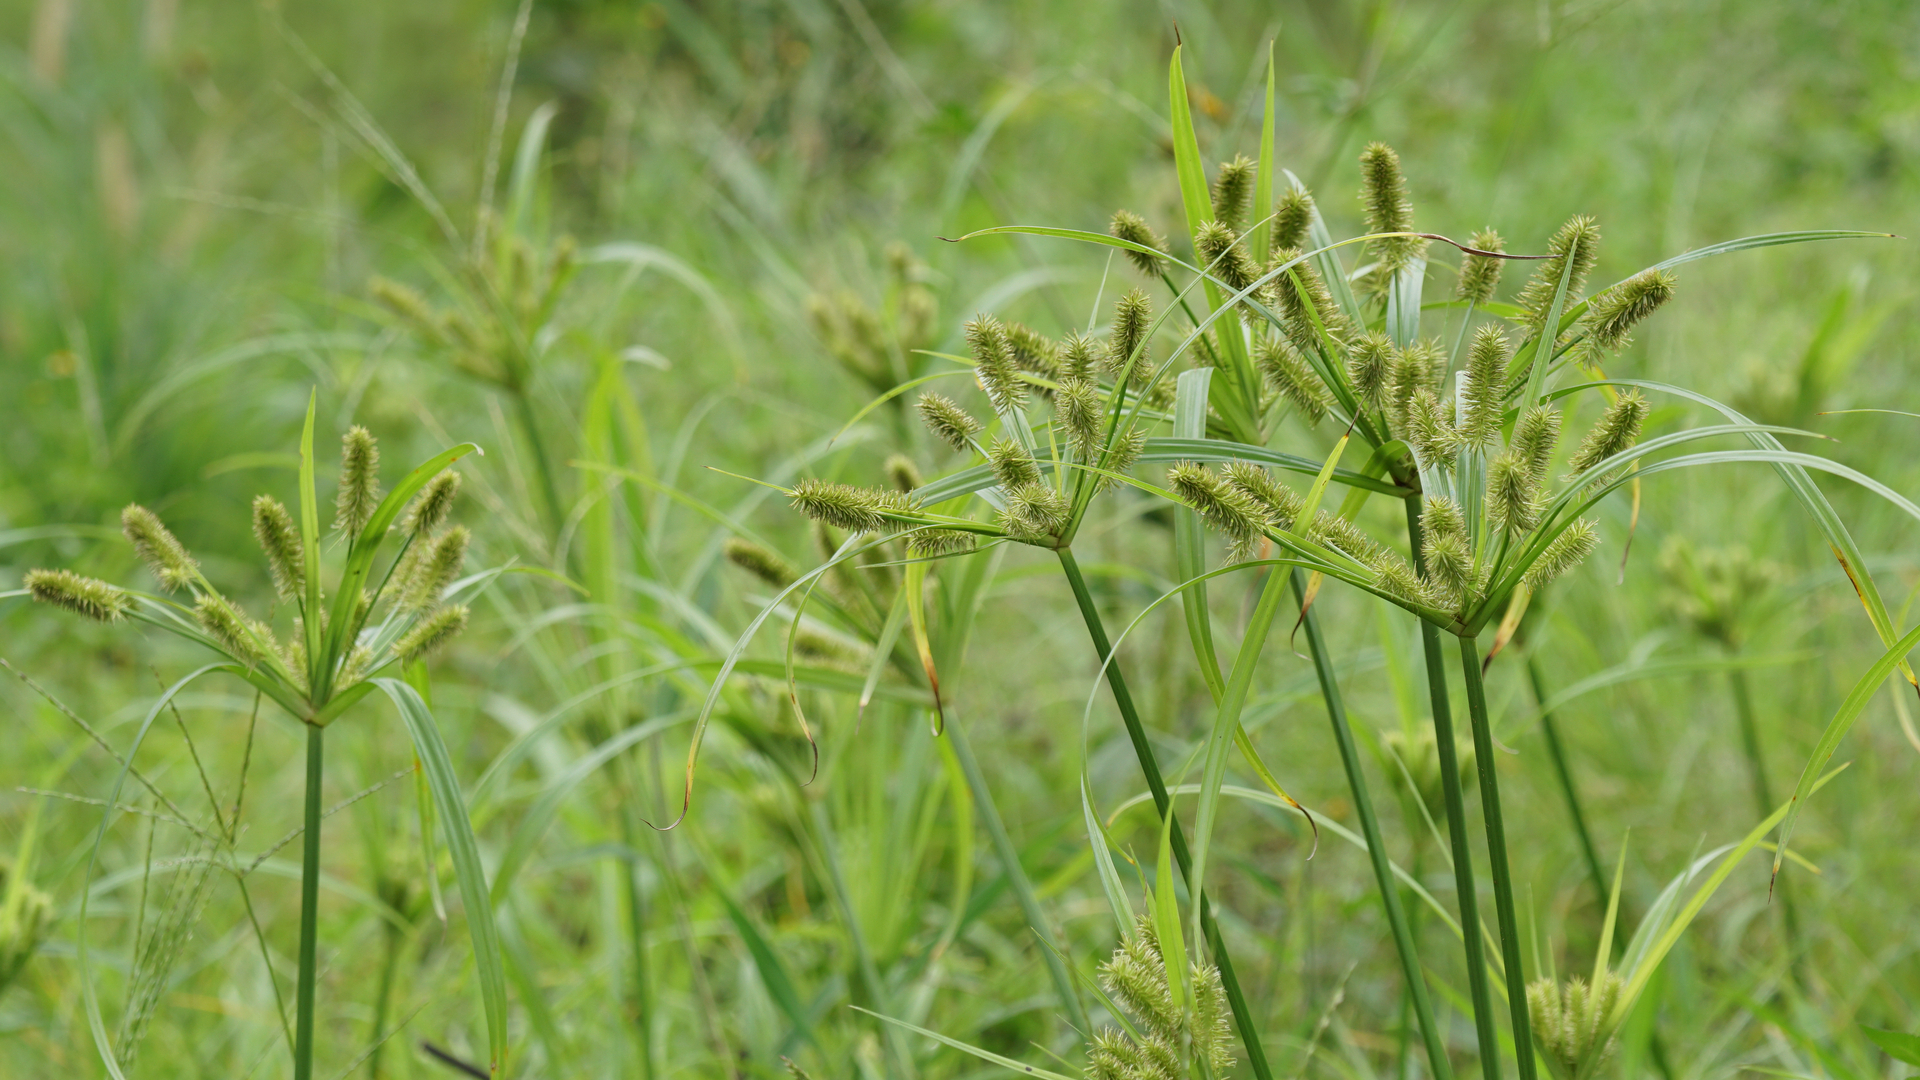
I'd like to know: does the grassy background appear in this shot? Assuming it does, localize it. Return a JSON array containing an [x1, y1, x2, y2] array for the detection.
[[2, 0, 1919, 1076]]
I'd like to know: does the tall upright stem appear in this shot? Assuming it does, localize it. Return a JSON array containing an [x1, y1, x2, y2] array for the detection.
[[1527, 654, 1609, 914], [1057, 548, 1274, 1080], [1456, 634, 1537, 1080], [294, 724, 324, 1080], [1290, 570, 1454, 1080]]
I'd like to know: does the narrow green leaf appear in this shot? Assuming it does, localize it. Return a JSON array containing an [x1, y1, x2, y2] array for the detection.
[[1154, 795, 1189, 1016], [850, 1007, 1074, 1080], [707, 871, 817, 1051], [1861, 1026, 1920, 1067], [1173, 370, 1226, 701], [299, 391, 323, 685], [1082, 775, 1137, 941], [1251, 45, 1276, 265], [1167, 45, 1214, 242]]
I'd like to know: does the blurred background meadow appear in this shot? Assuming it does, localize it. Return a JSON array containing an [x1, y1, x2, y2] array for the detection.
[[2, 0, 1919, 1076]]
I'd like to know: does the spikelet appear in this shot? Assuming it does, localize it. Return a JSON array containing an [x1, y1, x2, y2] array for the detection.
[[1101, 425, 1149, 487], [1195, 222, 1261, 296], [1359, 142, 1429, 283], [395, 604, 469, 664], [369, 277, 445, 344], [1516, 216, 1602, 339], [966, 315, 1026, 415], [121, 505, 199, 593], [1273, 187, 1316, 252], [1582, 269, 1677, 355], [917, 392, 982, 453], [251, 495, 304, 600], [1407, 388, 1461, 468], [1056, 378, 1103, 456], [905, 529, 978, 557], [987, 437, 1042, 489], [1309, 510, 1392, 567], [1093, 913, 1233, 1072], [1271, 247, 1351, 356], [999, 484, 1067, 542], [1486, 453, 1542, 533], [1513, 405, 1563, 487], [1462, 325, 1511, 446], [333, 426, 383, 535], [1386, 339, 1443, 438], [24, 569, 130, 621], [1211, 155, 1255, 231], [1106, 290, 1154, 385], [1347, 331, 1394, 409], [402, 526, 470, 611], [1084, 1027, 1180, 1080], [1169, 462, 1270, 560], [1423, 531, 1474, 608], [1456, 228, 1507, 304], [723, 538, 797, 589], [1005, 321, 1061, 379], [1375, 558, 1437, 607], [1566, 391, 1649, 477], [884, 454, 922, 494], [194, 595, 274, 664], [1223, 461, 1305, 531], [1109, 210, 1170, 278], [1524, 519, 1600, 591], [1255, 336, 1331, 425], [789, 479, 890, 534], [403, 470, 461, 537], [1058, 332, 1100, 382], [1421, 496, 1467, 544], [1528, 971, 1625, 1080]]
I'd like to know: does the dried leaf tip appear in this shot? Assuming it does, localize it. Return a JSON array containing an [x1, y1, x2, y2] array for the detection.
[[251, 495, 305, 600], [333, 426, 382, 535], [965, 315, 1026, 415], [1109, 210, 1169, 279], [402, 470, 461, 537], [24, 569, 129, 621], [1456, 228, 1506, 304], [396, 604, 469, 664], [1210, 155, 1255, 231], [121, 505, 199, 593], [916, 392, 982, 453], [723, 538, 797, 589]]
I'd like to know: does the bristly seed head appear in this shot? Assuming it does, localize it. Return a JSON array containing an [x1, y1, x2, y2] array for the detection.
[[121, 505, 199, 593], [1582, 268, 1678, 355], [1272, 247, 1352, 356], [1421, 496, 1468, 544], [1359, 142, 1429, 284], [396, 604, 469, 664], [1567, 391, 1649, 477], [1487, 452, 1544, 533], [1463, 324, 1512, 446], [1273, 187, 1316, 252], [402, 525, 470, 611], [1169, 462, 1270, 560], [1347, 330, 1394, 409], [987, 437, 1042, 490], [906, 528, 979, 557], [999, 483, 1067, 542], [1109, 210, 1170, 279], [1407, 388, 1462, 468], [1529, 971, 1626, 1080], [1106, 290, 1154, 386], [333, 426, 383, 536], [24, 569, 130, 621], [1517, 215, 1603, 339], [1456, 228, 1507, 305], [1195, 221, 1261, 296], [251, 495, 305, 600], [917, 392, 982, 453], [1424, 530, 1475, 609], [723, 538, 797, 589], [1211, 155, 1256, 231], [1387, 339, 1443, 440], [1513, 405, 1563, 487], [1005, 321, 1061, 380], [194, 594, 273, 664], [788, 479, 912, 536], [1091, 914, 1234, 1077], [403, 470, 461, 538], [966, 315, 1027, 415], [1056, 378, 1103, 457], [1525, 518, 1601, 592], [1256, 336, 1331, 425], [1224, 461, 1305, 531], [884, 454, 922, 494], [1058, 332, 1100, 382]]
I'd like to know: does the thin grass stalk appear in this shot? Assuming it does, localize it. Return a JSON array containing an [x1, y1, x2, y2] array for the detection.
[[1055, 548, 1273, 1080], [1727, 666, 1801, 967], [1289, 568, 1454, 1080], [293, 725, 324, 1080], [1455, 634, 1538, 1080], [1525, 653, 1609, 913]]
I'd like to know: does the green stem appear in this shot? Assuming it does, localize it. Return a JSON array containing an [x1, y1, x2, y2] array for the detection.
[[1056, 548, 1273, 1080], [294, 724, 324, 1080], [1291, 569, 1454, 1080], [1456, 634, 1538, 1080], [511, 387, 566, 537], [1728, 665, 1801, 969], [1526, 653, 1609, 915], [616, 797, 656, 1080]]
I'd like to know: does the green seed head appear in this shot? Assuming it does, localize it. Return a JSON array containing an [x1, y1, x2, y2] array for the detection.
[[1421, 496, 1468, 545], [1169, 462, 1270, 560], [1463, 324, 1512, 445], [1375, 557, 1438, 608], [369, 276, 445, 344], [917, 392, 982, 453], [333, 426, 383, 536], [788, 479, 910, 535], [194, 594, 274, 664], [998, 483, 1067, 542], [1210, 155, 1255, 231], [1058, 332, 1100, 382], [1347, 330, 1394, 409], [251, 495, 306, 601], [1513, 405, 1563, 487], [1194, 222, 1260, 295], [1005, 321, 1061, 379], [1359, 142, 1429, 282], [1106, 290, 1154, 385], [1524, 518, 1601, 592], [1423, 530, 1475, 608], [1223, 461, 1304, 531], [1101, 425, 1148, 487], [1256, 336, 1331, 426], [965, 315, 1026, 415], [1272, 247, 1352, 356], [1407, 388, 1461, 469], [1583, 268, 1678, 355], [1387, 339, 1443, 439], [1273, 187, 1316, 252], [905, 529, 978, 557], [1566, 391, 1650, 477], [24, 568, 130, 622], [1055, 378, 1103, 457], [122, 504, 200, 593], [1092, 914, 1233, 1074], [987, 437, 1042, 490], [1528, 970, 1625, 1080], [1517, 215, 1603, 338], [723, 538, 797, 589], [1487, 452, 1542, 533], [402, 525, 470, 611], [403, 470, 461, 538], [1109, 210, 1170, 279], [396, 604, 469, 664], [884, 454, 922, 495], [1456, 228, 1507, 304]]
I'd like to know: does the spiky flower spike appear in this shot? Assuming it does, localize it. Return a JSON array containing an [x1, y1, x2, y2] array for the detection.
[[1567, 391, 1649, 477], [1487, 452, 1542, 533], [1359, 142, 1429, 282], [1106, 290, 1154, 386], [917, 392, 982, 453], [906, 529, 978, 557], [987, 437, 1042, 490], [1055, 378, 1103, 455], [1271, 247, 1351, 356], [1090, 913, 1235, 1079], [1583, 268, 1678, 355], [966, 315, 1027, 415], [403, 470, 461, 537], [1058, 332, 1100, 382], [1347, 330, 1394, 408], [1514, 405, 1564, 487], [1420, 496, 1474, 606], [1456, 228, 1507, 304], [1462, 324, 1512, 446], [396, 604, 469, 664], [723, 538, 797, 589], [1516, 215, 1602, 339], [1109, 210, 1169, 279], [1005, 321, 1061, 380], [1195, 222, 1261, 296], [121, 505, 199, 593], [788, 478, 890, 535], [1528, 971, 1625, 1080], [1256, 336, 1331, 425], [1407, 388, 1461, 468], [1386, 338, 1443, 438], [1169, 462, 1270, 560], [402, 525, 470, 611], [251, 496, 305, 600], [1525, 518, 1601, 591], [194, 595, 273, 664], [333, 426, 382, 535], [884, 455, 922, 495], [1273, 187, 1316, 252], [1210, 155, 1256, 231], [24, 569, 130, 621], [999, 484, 1067, 542], [1224, 461, 1305, 531]]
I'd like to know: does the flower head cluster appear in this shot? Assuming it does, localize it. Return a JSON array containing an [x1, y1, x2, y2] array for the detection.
[[1086, 914, 1233, 1080]]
